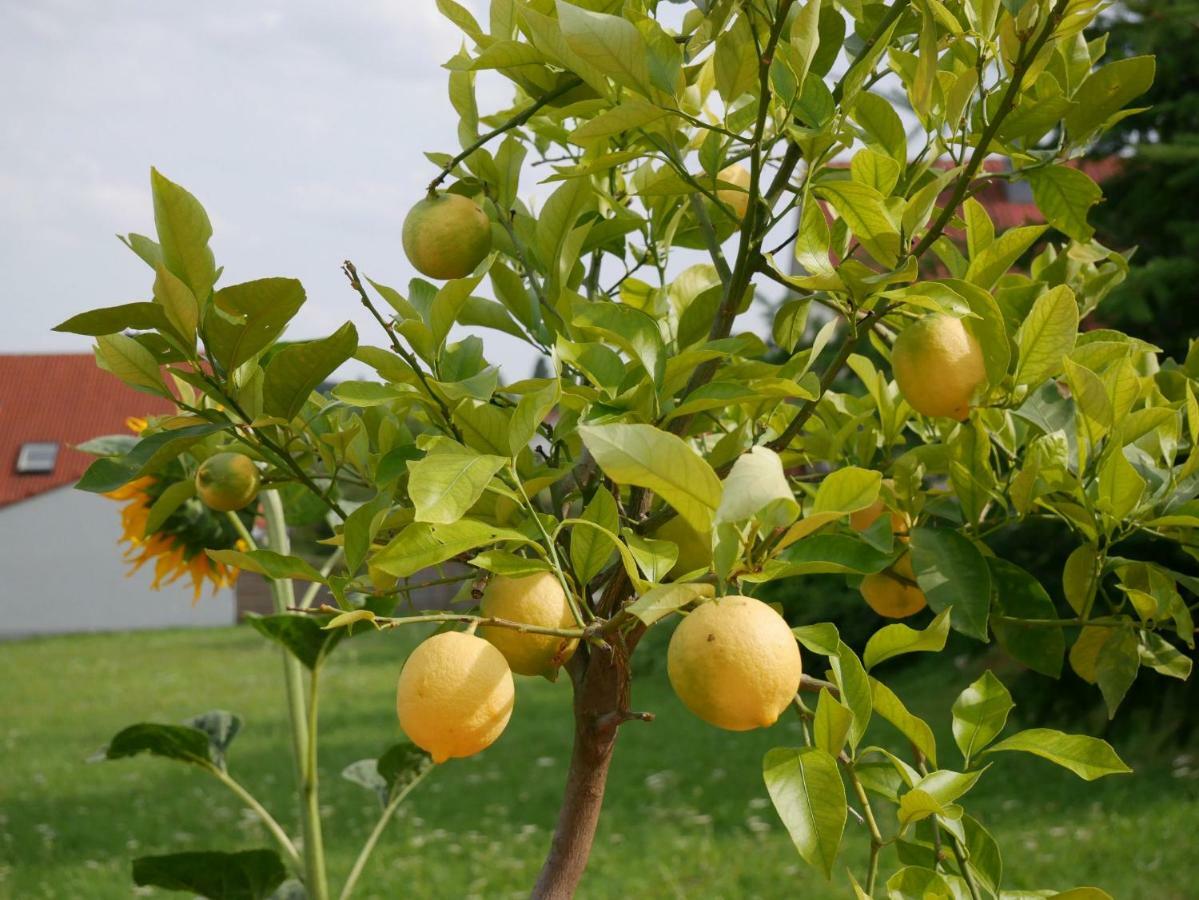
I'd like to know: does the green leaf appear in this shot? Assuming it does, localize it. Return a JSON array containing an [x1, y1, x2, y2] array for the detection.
[[870, 678, 937, 768], [556, 0, 653, 96], [897, 789, 963, 830], [151, 168, 217, 301], [813, 466, 882, 516], [831, 641, 872, 748], [206, 549, 325, 584], [579, 423, 721, 534], [509, 382, 560, 456], [207, 278, 306, 372], [53, 302, 169, 336], [570, 488, 619, 586], [910, 527, 991, 640], [716, 446, 798, 528], [371, 519, 531, 578], [1050, 890, 1115, 900], [246, 613, 342, 671], [74, 424, 227, 493], [1062, 543, 1099, 616], [152, 264, 199, 344], [981, 728, 1132, 780], [813, 689, 854, 758], [763, 747, 846, 879], [964, 225, 1047, 290], [571, 298, 664, 386], [864, 609, 951, 670], [1015, 284, 1079, 388], [105, 722, 212, 767], [853, 84, 907, 165], [792, 622, 841, 657], [569, 98, 669, 144], [262, 322, 357, 420], [1065, 56, 1155, 142], [1095, 627, 1140, 718], [1096, 449, 1145, 521], [951, 671, 1013, 766], [626, 582, 714, 626], [988, 558, 1065, 677], [1139, 631, 1192, 681], [377, 742, 434, 800], [774, 534, 893, 576], [962, 814, 1003, 895], [132, 849, 286, 900], [1026, 166, 1103, 242], [813, 180, 899, 267], [430, 275, 484, 349], [144, 479, 197, 535], [408, 449, 506, 525], [885, 865, 953, 898], [94, 333, 167, 396]]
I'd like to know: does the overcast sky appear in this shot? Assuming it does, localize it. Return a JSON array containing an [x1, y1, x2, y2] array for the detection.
[[0, 1, 546, 372], [0, 1, 795, 382]]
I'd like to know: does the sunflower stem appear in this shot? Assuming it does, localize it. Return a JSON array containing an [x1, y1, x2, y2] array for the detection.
[[262, 491, 330, 900]]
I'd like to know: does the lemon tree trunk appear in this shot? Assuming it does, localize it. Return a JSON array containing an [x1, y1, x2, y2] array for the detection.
[[531, 643, 629, 899]]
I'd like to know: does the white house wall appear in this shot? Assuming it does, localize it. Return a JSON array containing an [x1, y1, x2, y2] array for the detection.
[[0, 486, 234, 637]]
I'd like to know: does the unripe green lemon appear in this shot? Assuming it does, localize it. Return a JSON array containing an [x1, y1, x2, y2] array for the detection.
[[653, 516, 712, 578], [891, 314, 986, 420], [860, 553, 927, 619], [479, 572, 577, 679], [667, 595, 802, 731], [396, 631, 515, 764], [402, 193, 491, 280], [194, 452, 260, 512]]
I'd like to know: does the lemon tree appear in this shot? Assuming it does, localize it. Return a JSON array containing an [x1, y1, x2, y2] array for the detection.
[[56, 1, 1195, 898]]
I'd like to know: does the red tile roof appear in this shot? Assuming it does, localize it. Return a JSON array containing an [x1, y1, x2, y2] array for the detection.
[[0, 354, 175, 509]]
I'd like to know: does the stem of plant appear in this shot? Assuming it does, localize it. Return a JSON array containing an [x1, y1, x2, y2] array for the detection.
[[337, 766, 433, 900], [846, 762, 884, 895], [262, 490, 330, 900], [209, 766, 303, 873]]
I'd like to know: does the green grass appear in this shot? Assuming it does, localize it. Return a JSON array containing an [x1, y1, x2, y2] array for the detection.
[[1, 625, 1196, 899]]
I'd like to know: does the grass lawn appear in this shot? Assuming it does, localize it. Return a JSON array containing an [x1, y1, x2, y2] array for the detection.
[[2, 624, 1196, 899]]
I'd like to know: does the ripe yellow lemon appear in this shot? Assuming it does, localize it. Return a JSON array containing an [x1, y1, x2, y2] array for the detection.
[[891, 314, 986, 420], [194, 452, 260, 512], [479, 572, 577, 679], [653, 516, 712, 578], [402, 192, 492, 280], [860, 553, 927, 619], [716, 164, 751, 221], [396, 631, 515, 764], [667, 595, 802, 731]]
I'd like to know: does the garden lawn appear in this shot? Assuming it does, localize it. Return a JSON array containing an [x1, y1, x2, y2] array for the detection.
[[1, 625, 1196, 899]]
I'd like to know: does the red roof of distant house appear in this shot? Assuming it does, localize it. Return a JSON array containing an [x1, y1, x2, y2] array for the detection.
[[0, 354, 175, 509]]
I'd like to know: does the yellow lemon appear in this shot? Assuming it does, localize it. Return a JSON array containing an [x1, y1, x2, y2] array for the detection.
[[716, 164, 751, 221], [891, 314, 986, 420], [402, 192, 492, 280], [479, 572, 578, 679], [653, 516, 713, 578], [860, 553, 927, 619], [194, 452, 260, 512], [667, 595, 802, 731], [396, 631, 515, 764]]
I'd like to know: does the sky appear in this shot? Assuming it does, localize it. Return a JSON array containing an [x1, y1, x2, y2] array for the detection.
[[0, 0, 537, 374], [0, 1, 793, 382]]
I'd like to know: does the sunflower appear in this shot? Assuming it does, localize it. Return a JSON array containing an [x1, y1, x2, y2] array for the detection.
[[106, 475, 250, 604]]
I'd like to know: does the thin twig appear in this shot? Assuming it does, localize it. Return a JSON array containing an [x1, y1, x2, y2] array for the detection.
[[428, 78, 583, 194]]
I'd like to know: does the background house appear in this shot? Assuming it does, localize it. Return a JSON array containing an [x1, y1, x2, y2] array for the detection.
[[0, 354, 236, 637]]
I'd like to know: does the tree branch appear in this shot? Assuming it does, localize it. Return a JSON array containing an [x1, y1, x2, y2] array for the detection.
[[427, 77, 583, 194]]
